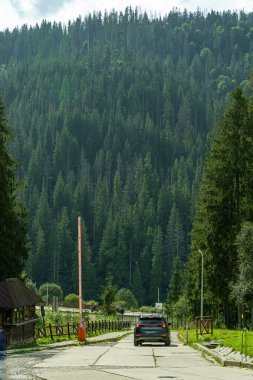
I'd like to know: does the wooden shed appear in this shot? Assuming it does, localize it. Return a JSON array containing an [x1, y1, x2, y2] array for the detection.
[[0, 278, 43, 346]]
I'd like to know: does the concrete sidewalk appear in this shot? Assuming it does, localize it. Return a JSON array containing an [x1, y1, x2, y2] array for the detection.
[[194, 341, 253, 369], [179, 332, 253, 370], [6, 330, 132, 355]]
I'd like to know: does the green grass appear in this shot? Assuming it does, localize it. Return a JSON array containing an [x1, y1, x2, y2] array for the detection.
[[179, 328, 253, 357], [9, 328, 129, 350], [9, 335, 78, 349]]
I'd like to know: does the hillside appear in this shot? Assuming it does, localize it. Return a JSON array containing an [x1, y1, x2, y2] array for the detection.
[[0, 8, 252, 303]]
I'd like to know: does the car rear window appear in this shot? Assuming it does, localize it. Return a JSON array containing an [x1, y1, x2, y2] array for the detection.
[[138, 318, 164, 324]]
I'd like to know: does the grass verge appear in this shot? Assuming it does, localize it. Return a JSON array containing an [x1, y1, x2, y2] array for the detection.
[[179, 328, 253, 357], [8, 329, 129, 351]]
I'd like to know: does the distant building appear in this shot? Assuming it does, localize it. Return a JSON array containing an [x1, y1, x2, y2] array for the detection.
[[0, 278, 43, 346]]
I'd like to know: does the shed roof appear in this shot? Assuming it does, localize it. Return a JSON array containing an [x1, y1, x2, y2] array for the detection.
[[0, 278, 43, 309]]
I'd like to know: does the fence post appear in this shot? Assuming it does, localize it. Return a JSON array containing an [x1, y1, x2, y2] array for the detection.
[[67, 322, 70, 339], [49, 324, 53, 340], [241, 328, 248, 362], [241, 330, 244, 361], [245, 329, 247, 360]]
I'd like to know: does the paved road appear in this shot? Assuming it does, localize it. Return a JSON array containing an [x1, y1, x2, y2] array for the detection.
[[4, 332, 253, 379]]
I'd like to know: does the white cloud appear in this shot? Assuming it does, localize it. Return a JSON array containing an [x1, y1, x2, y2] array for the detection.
[[0, 0, 253, 31]]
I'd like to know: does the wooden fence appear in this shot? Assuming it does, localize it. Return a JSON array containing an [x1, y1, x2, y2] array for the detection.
[[36, 320, 130, 340]]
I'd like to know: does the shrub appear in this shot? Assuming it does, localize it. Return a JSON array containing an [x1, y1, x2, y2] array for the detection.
[[85, 300, 97, 306], [139, 306, 157, 313], [38, 283, 63, 303], [100, 275, 117, 315], [64, 293, 79, 307], [115, 288, 138, 309]]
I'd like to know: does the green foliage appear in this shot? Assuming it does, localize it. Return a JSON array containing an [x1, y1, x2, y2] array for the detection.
[[19, 271, 38, 294], [0, 96, 28, 280], [166, 255, 184, 306], [231, 222, 253, 313], [139, 306, 158, 313], [45, 310, 65, 325], [187, 87, 253, 326], [38, 283, 64, 303], [100, 275, 117, 315], [85, 300, 97, 306], [172, 295, 191, 320], [36, 308, 80, 326], [179, 329, 253, 358], [131, 263, 145, 306], [115, 288, 138, 309], [64, 293, 79, 307], [1, 9, 253, 306], [150, 226, 164, 303]]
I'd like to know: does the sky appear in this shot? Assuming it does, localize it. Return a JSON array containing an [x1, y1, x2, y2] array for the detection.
[[0, 0, 253, 31]]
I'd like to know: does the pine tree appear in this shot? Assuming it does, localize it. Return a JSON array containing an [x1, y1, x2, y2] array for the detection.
[[188, 88, 253, 326], [0, 96, 28, 280], [167, 255, 183, 306], [72, 218, 96, 300], [230, 222, 253, 327], [165, 203, 185, 278], [131, 262, 144, 306], [150, 226, 164, 304]]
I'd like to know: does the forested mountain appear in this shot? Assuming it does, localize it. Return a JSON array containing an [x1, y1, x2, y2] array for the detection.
[[0, 8, 253, 304]]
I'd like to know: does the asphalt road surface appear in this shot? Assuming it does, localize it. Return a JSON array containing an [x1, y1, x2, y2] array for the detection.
[[3, 332, 253, 380]]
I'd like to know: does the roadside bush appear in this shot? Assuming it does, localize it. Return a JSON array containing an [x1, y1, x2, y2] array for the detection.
[[63, 293, 79, 307], [139, 306, 157, 313], [100, 275, 117, 315], [85, 300, 97, 306], [115, 288, 138, 310], [38, 283, 63, 303]]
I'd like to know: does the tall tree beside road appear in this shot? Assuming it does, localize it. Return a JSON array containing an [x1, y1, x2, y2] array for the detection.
[[187, 88, 253, 326], [0, 96, 28, 280], [231, 222, 253, 328]]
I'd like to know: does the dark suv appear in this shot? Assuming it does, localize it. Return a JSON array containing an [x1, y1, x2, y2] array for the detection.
[[134, 315, 171, 346]]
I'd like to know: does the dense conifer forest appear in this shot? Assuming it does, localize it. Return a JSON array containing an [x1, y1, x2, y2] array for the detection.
[[1, 8, 253, 305]]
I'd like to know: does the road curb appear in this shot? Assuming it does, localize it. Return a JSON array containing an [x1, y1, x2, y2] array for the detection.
[[193, 343, 253, 370], [6, 330, 132, 355], [178, 332, 253, 370]]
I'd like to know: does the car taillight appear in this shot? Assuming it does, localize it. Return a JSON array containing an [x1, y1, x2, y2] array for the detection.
[[158, 324, 166, 328], [136, 324, 144, 327]]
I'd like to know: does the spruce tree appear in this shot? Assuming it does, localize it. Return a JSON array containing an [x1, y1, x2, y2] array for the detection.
[[0, 96, 28, 280], [150, 226, 164, 304], [167, 255, 183, 306], [131, 262, 145, 306], [188, 88, 253, 326]]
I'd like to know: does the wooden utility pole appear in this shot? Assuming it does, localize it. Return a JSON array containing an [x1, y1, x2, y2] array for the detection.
[[77, 216, 86, 341], [78, 216, 83, 327]]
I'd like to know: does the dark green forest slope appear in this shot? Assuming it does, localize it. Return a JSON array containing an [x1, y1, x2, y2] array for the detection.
[[0, 8, 253, 304]]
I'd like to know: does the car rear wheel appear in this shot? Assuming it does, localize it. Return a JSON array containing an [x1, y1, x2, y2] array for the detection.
[[134, 339, 138, 346], [165, 339, 170, 346]]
